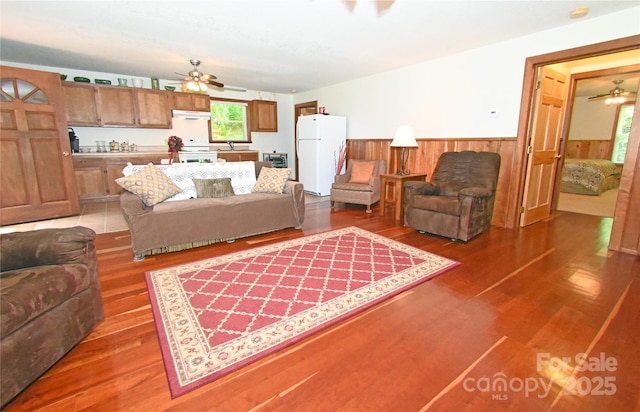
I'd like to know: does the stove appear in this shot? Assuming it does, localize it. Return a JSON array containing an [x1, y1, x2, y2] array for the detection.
[[179, 137, 218, 163]]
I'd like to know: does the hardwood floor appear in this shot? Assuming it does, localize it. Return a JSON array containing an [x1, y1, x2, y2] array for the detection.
[[4, 200, 639, 411]]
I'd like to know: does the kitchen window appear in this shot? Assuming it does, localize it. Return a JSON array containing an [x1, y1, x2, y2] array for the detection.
[[209, 99, 250, 143]]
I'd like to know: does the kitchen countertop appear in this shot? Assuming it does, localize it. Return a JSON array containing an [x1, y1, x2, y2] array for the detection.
[[214, 149, 258, 153], [72, 149, 259, 156], [72, 151, 169, 156]]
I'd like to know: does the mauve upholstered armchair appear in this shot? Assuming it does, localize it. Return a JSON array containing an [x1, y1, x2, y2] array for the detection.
[[330, 159, 386, 213], [403, 151, 501, 241], [0, 226, 104, 407]]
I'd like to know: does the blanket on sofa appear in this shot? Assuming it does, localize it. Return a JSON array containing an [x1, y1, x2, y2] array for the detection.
[[122, 161, 257, 201]]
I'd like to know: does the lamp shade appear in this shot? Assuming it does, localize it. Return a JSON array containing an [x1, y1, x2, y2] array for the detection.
[[390, 126, 418, 147]]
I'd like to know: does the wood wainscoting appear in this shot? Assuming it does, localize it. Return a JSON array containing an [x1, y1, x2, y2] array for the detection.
[[346, 138, 517, 228], [565, 139, 613, 159]]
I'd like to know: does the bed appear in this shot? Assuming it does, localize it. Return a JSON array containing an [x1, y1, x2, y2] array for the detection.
[[560, 158, 621, 195]]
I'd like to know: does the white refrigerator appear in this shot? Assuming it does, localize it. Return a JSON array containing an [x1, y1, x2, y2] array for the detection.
[[296, 114, 347, 196]]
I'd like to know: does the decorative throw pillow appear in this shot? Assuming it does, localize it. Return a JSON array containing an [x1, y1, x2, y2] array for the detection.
[[252, 167, 291, 194], [349, 161, 375, 184], [193, 178, 235, 198], [115, 163, 181, 206]]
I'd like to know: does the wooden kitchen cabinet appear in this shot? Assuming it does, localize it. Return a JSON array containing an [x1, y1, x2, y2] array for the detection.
[[73, 153, 167, 202], [62, 83, 99, 125], [216, 151, 259, 162], [135, 89, 172, 128], [99, 87, 136, 126], [249, 100, 278, 132], [63, 83, 171, 128], [173, 92, 211, 111]]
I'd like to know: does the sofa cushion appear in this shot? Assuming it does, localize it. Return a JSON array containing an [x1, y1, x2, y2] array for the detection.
[[253, 167, 291, 194], [115, 163, 181, 206], [349, 161, 375, 184], [0, 264, 91, 337], [411, 195, 461, 216], [193, 178, 235, 198], [331, 182, 373, 192], [438, 182, 469, 197], [122, 162, 257, 200]]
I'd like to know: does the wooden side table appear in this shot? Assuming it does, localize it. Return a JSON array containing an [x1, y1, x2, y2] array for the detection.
[[379, 173, 428, 221]]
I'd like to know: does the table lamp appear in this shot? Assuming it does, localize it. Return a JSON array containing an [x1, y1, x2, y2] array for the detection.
[[390, 125, 418, 175]]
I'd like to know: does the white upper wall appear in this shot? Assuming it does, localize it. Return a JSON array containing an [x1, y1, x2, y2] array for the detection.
[[294, 7, 640, 139]]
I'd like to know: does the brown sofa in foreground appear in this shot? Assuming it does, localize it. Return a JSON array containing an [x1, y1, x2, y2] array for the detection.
[[0, 226, 104, 407], [120, 162, 305, 260], [403, 151, 501, 241]]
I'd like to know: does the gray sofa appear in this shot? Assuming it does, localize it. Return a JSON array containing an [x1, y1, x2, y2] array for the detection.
[[120, 162, 305, 260], [0, 226, 104, 407]]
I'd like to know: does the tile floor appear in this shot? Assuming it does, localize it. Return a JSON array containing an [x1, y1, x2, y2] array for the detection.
[[0, 195, 329, 235], [0, 202, 128, 235]]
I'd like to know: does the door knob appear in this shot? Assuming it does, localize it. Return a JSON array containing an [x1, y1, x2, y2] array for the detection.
[[63, 151, 70, 156]]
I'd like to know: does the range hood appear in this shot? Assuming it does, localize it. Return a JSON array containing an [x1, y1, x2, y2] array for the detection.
[[171, 110, 211, 120]]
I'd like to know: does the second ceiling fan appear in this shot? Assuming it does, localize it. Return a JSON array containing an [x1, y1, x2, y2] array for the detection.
[[588, 79, 637, 104]]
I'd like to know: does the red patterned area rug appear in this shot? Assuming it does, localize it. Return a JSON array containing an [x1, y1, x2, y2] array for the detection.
[[145, 226, 459, 398]]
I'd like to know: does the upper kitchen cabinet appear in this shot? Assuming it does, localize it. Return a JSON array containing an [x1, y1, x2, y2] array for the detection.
[[135, 89, 172, 127], [99, 86, 136, 126], [62, 83, 171, 128], [63, 83, 100, 125], [249, 100, 278, 132], [172, 92, 211, 112]]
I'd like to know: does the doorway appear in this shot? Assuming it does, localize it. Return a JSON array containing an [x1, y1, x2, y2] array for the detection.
[[556, 65, 639, 217], [293, 101, 318, 181], [514, 35, 640, 252]]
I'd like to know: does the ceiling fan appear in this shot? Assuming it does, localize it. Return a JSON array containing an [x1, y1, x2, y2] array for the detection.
[[173, 59, 247, 93], [175, 59, 224, 92], [588, 79, 636, 104]]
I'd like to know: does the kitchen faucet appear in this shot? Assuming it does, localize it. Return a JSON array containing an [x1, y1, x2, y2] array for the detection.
[[228, 141, 235, 151]]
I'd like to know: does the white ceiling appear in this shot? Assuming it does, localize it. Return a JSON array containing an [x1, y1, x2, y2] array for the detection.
[[0, 0, 638, 94]]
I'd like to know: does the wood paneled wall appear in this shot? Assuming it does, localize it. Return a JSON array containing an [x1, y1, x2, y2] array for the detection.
[[347, 138, 517, 228], [565, 139, 612, 159]]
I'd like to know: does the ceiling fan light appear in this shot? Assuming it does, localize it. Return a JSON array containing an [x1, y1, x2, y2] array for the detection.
[[199, 82, 208, 92]]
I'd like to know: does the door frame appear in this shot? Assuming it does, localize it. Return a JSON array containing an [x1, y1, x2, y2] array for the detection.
[[293, 100, 317, 181], [511, 35, 640, 251]]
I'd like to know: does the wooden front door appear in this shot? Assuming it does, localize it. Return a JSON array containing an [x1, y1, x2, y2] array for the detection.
[[1, 66, 80, 225], [520, 66, 567, 227]]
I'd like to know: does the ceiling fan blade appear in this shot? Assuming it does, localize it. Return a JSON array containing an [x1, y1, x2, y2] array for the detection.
[[202, 73, 217, 80], [589, 91, 637, 101], [588, 94, 612, 101], [206, 79, 225, 88]]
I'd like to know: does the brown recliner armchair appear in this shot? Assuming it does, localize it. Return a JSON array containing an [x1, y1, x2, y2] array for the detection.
[[403, 151, 501, 241], [0, 226, 104, 407], [330, 159, 386, 213]]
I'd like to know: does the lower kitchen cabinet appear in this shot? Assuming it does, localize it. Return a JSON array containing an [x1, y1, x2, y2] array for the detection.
[[217, 151, 259, 162], [73, 153, 167, 202]]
